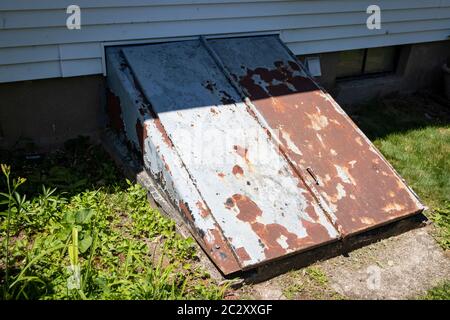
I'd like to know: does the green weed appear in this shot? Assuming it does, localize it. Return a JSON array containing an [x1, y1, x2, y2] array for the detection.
[[0, 138, 225, 300], [422, 281, 450, 300], [305, 267, 328, 286], [349, 95, 450, 249]]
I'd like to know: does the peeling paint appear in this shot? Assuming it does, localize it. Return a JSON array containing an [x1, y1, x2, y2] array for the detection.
[[105, 35, 424, 274], [209, 35, 424, 237]]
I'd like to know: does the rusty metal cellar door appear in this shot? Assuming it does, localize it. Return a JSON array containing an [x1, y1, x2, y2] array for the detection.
[[117, 35, 424, 275], [207, 36, 424, 237]]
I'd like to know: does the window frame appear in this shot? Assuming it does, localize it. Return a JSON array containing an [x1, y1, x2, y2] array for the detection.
[[336, 46, 400, 81]]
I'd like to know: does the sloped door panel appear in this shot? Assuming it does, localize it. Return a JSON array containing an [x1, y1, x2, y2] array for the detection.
[[208, 36, 424, 237], [121, 40, 339, 270]]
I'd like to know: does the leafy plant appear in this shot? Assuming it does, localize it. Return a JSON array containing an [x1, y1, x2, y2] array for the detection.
[[1, 164, 27, 299], [0, 139, 226, 300]]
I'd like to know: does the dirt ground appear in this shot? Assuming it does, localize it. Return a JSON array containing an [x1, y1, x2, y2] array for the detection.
[[231, 224, 450, 300]]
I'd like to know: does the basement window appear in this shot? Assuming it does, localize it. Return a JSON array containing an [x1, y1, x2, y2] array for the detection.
[[336, 46, 399, 79]]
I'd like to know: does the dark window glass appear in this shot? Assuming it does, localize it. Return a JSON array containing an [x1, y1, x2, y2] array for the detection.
[[364, 46, 397, 74], [336, 49, 365, 78], [336, 46, 398, 79]]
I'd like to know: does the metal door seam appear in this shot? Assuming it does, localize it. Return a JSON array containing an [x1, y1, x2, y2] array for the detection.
[[199, 36, 343, 239]]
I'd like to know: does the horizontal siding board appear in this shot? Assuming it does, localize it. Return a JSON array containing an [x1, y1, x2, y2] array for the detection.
[[59, 43, 102, 60], [0, 1, 445, 29], [2, 0, 442, 11], [2, 19, 448, 66], [0, 0, 280, 11], [2, 8, 450, 48], [0, 58, 103, 82], [288, 29, 450, 55], [281, 19, 450, 43], [0, 61, 61, 82], [0, 45, 59, 65], [61, 58, 103, 77], [0, 43, 101, 66]]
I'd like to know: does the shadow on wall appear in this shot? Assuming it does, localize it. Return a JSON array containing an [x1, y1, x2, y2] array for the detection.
[[0, 75, 106, 152]]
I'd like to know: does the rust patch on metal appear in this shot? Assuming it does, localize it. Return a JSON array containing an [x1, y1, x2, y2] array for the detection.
[[153, 118, 173, 147], [206, 227, 241, 273], [235, 247, 252, 262], [212, 38, 423, 237], [232, 165, 244, 176], [135, 119, 147, 154], [196, 201, 210, 218], [238, 63, 316, 101], [179, 200, 195, 223], [225, 194, 262, 223]]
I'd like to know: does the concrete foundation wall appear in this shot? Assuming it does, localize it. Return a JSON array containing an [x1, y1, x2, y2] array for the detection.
[[300, 40, 450, 105], [0, 75, 106, 151]]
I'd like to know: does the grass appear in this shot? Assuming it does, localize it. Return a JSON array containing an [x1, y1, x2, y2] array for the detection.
[[0, 137, 226, 300], [421, 281, 450, 300], [282, 266, 344, 300], [349, 94, 450, 250], [348, 94, 450, 300]]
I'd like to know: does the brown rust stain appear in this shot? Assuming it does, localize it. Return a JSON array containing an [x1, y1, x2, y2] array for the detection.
[[235, 247, 252, 262], [238, 61, 316, 101], [135, 119, 147, 154], [178, 200, 240, 274], [196, 201, 210, 218], [205, 227, 241, 274], [253, 220, 331, 260], [223, 192, 333, 260], [179, 200, 194, 223], [225, 194, 262, 223], [153, 118, 173, 147], [235, 58, 422, 236], [232, 165, 244, 176]]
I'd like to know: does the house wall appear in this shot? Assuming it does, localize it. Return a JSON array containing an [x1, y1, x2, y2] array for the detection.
[[0, 75, 105, 150], [1, 40, 447, 150], [299, 40, 450, 104], [1, 0, 450, 83]]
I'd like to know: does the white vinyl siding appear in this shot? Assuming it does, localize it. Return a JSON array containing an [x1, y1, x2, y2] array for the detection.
[[1, 0, 449, 83]]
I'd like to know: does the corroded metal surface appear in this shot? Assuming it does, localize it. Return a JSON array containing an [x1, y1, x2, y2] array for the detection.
[[121, 41, 339, 271], [208, 36, 424, 237], [106, 35, 424, 275], [106, 49, 241, 274]]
